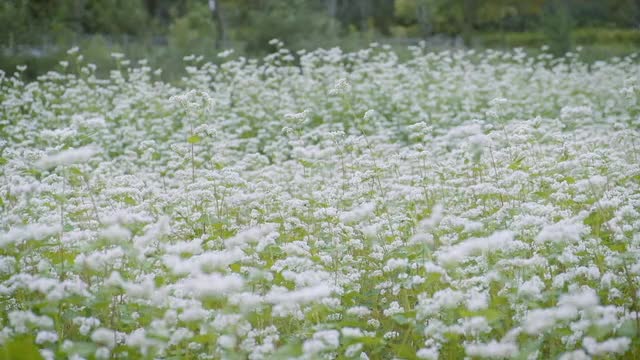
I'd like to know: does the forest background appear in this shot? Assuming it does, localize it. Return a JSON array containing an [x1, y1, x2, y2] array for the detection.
[[2, 0, 639, 80]]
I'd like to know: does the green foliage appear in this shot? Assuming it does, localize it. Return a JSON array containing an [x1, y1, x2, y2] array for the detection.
[[0, 336, 43, 360], [187, 135, 202, 144], [394, 0, 418, 24], [82, 0, 150, 35], [233, 0, 339, 54], [169, 2, 217, 51], [574, 27, 640, 46], [0, 1, 32, 46], [542, 0, 573, 55]]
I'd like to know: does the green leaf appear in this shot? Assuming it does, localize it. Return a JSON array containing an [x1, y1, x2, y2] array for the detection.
[[459, 308, 504, 323], [69, 167, 83, 176], [515, 339, 543, 360], [229, 262, 241, 272], [268, 341, 302, 359], [0, 336, 44, 360], [359, 336, 383, 346], [392, 314, 409, 325], [608, 243, 627, 252], [391, 343, 417, 360], [240, 130, 258, 139], [188, 135, 202, 144], [196, 213, 210, 224], [24, 168, 42, 180], [66, 342, 98, 358], [508, 155, 525, 170], [123, 195, 137, 205], [299, 159, 313, 168], [616, 319, 638, 338], [0, 157, 7, 166]]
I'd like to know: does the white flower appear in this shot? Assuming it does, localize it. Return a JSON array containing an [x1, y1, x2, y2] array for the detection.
[[582, 337, 630, 356], [518, 276, 545, 299], [437, 230, 514, 265], [36, 145, 99, 169], [303, 330, 340, 354], [417, 347, 439, 360], [363, 109, 377, 121], [179, 307, 209, 322], [91, 328, 116, 349], [0, 224, 61, 249], [95, 347, 110, 360], [560, 105, 592, 121], [347, 306, 372, 317], [181, 273, 244, 299], [329, 78, 352, 95], [465, 340, 519, 359], [383, 258, 408, 272], [558, 288, 599, 309], [100, 224, 131, 242], [35, 331, 58, 344], [266, 284, 331, 305], [341, 327, 363, 338], [535, 221, 588, 244], [217, 335, 236, 349], [559, 349, 590, 360], [383, 331, 399, 340], [383, 301, 404, 317]]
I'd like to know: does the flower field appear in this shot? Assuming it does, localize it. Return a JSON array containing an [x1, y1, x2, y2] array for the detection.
[[1, 44, 640, 359]]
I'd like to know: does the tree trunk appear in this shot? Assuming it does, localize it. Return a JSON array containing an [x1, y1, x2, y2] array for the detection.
[[327, 0, 337, 18], [144, 0, 157, 18], [327, 0, 338, 33], [209, 0, 225, 49], [358, 0, 371, 32], [416, 0, 432, 38], [461, 0, 477, 47]]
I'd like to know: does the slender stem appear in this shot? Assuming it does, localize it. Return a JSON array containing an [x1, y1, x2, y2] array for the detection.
[[191, 124, 196, 183], [59, 166, 66, 282], [488, 145, 504, 207], [83, 176, 102, 225]]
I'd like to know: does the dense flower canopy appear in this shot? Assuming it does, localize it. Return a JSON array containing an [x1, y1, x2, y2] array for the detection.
[[0, 45, 639, 359]]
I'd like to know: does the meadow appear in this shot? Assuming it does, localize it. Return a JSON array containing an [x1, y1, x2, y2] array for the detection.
[[1, 43, 639, 359]]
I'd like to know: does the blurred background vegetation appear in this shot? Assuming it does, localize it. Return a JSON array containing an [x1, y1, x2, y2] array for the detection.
[[1, 0, 639, 80]]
